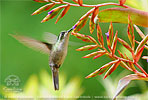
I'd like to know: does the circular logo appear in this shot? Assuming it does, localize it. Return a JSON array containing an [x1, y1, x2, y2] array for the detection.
[[4, 75, 21, 87]]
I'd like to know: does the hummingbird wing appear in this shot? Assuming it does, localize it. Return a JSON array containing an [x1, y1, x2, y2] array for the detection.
[[43, 32, 57, 44], [43, 32, 85, 46], [10, 34, 52, 54]]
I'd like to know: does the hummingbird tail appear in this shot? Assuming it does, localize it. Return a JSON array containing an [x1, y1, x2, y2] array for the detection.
[[52, 67, 59, 90]]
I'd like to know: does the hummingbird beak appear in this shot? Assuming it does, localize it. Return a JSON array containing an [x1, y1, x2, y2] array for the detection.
[[67, 28, 73, 33], [65, 28, 73, 37]]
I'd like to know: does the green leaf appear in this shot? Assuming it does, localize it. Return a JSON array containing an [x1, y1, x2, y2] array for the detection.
[[98, 7, 148, 27], [113, 74, 148, 100]]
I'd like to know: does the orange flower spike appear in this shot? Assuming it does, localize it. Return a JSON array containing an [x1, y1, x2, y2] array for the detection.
[[97, 23, 104, 46], [82, 51, 100, 58], [92, 7, 99, 22], [104, 60, 121, 79], [127, 15, 135, 50], [78, 0, 83, 6], [134, 25, 145, 39], [76, 45, 98, 51], [55, 5, 71, 23], [73, 17, 89, 33], [111, 31, 118, 56], [72, 32, 96, 43], [89, 19, 95, 34], [119, 0, 126, 5], [32, 3, 55, 15], [134, 46, 145, 62], [128, 62, 136, 72], [83, 50, 105, 58], [72, 0, 78, 3], [105, 32, 111, 51], [135, 34, 148, 55], [117, 38, 133, 52], [124, 53, 130, 60], [117, 50, 125, 58], [93, 51, 106, 59], [86, 60, 119, 78], [41, 5, 66, 23], [87, 35, 98, 44], [108, 22, 114, 44], [89, 7, 99, 34]]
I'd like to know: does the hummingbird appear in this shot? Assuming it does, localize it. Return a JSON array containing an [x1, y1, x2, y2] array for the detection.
[[10, 28, 73, 90]]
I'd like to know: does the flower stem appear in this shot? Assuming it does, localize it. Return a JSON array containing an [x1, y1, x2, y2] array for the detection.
[[53, 1, 130, 8]]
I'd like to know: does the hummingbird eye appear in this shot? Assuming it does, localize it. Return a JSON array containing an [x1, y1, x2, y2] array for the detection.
[[58, 31, 66, 40], [61, 32, 65, 36]]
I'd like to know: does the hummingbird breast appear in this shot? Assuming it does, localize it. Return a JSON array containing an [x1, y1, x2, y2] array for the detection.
[[49, 40, 68, 68]]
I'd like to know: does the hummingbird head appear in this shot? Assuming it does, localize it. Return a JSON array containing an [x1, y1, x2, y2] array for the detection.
[[57, 31, 67, 41], [57, 28, 73, 41]]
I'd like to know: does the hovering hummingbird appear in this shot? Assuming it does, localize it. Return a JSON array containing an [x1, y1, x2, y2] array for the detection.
[[10, 28, 73, 90]]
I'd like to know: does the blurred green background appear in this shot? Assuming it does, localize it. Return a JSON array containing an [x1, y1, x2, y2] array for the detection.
[[0, 0, 148, 99]]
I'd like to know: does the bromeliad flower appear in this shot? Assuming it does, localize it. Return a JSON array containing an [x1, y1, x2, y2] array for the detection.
[[72, 19, 148, 100], [105, 32, 109, 38], [30, 0, 148, 99]]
